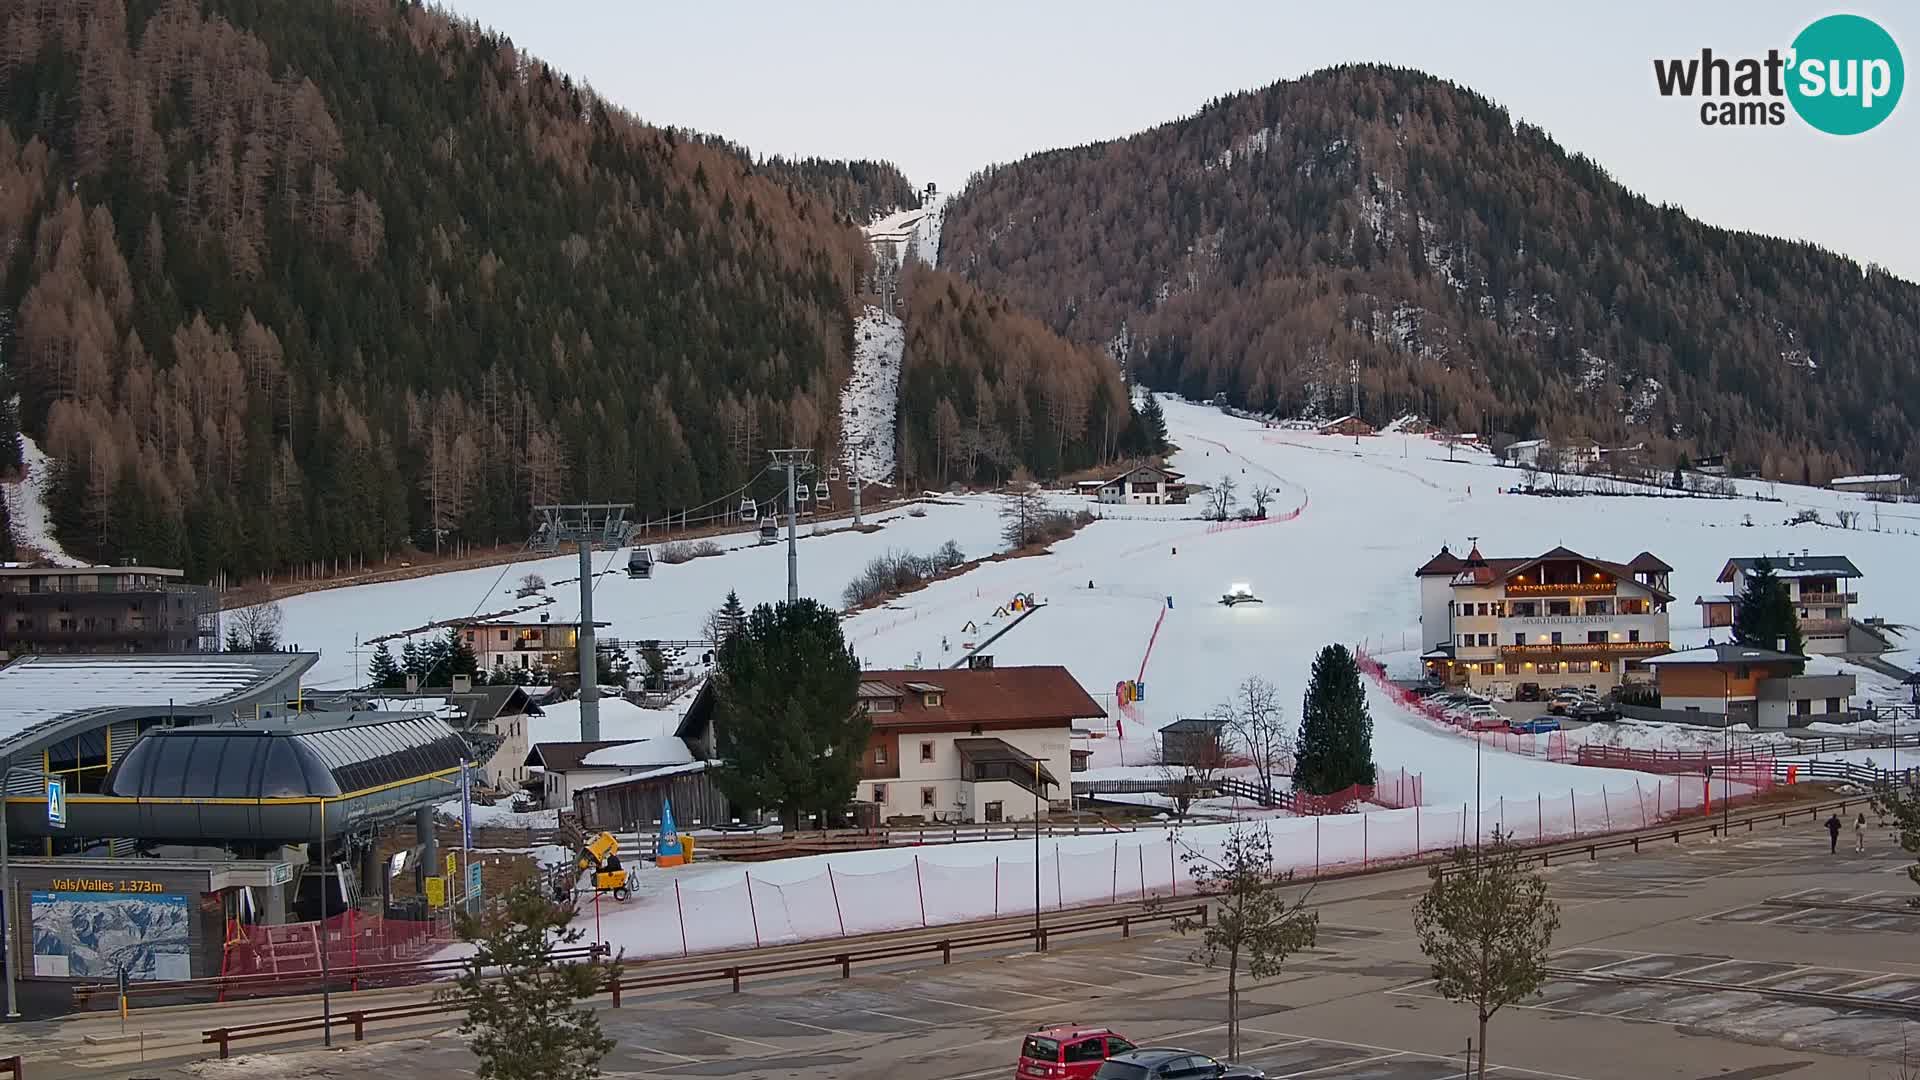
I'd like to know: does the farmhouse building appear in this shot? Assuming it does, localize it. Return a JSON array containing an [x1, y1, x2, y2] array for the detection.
[[1700, 555, 1864, 656], [1096, 466, 1187, 505]]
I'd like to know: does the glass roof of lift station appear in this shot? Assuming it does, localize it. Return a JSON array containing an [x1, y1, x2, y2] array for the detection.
[[105, 712, 472, 800]]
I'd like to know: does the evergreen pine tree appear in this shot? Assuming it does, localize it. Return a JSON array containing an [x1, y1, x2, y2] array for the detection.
[[224, 626, 246, 653], [401, 639, 426, 683], [1294, 643, 1376, 795], [711, 598, 867, 829], [440, 881, 616, 1080], [444, 626, 480, 682], [718, 590, 746, 642], [1732, 558, 1805, 661], [1138, 393, 1170, 454], [367, 642, 403, 689]]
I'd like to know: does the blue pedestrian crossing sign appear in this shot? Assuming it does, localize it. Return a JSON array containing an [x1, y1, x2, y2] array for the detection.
[[46, 777, 66, 829]]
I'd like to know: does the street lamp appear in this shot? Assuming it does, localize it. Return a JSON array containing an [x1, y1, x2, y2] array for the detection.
[[1034, 758, 1043, 951]]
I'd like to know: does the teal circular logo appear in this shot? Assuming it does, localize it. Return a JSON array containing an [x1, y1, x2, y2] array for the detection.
[[1787, 14, 1904, 135]]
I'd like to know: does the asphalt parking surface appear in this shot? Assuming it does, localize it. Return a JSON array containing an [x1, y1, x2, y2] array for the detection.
[[29, 810, 1920, 1079]]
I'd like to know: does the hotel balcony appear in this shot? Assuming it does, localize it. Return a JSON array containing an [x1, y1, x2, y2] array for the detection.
[[1504, 581, 1616, 598], [1796, 618, 1851, 637], [1499, 640, 1671, 661]]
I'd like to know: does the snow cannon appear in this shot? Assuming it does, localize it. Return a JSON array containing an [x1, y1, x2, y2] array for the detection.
[[1219, 582, 1263, 606], [576, 831, 632, 900]]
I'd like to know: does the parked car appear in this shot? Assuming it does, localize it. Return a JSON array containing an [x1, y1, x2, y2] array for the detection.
[[1467, 715, 1509, 731], [1568, 701, 1618, 723], [1546, 691, 1593, 715], [1019, 1027, 1137, 1079], [1514, 682, 1544, 702], [1507, 717, 1563, 734], [1094, 1048, 1267, 1079]]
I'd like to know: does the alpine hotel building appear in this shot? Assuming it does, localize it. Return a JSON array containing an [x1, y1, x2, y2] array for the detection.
[[1417, 544, 1673, 694]]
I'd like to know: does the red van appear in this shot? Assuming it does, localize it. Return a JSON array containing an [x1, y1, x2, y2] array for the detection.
[[1017, 1026, 1137, 1079]]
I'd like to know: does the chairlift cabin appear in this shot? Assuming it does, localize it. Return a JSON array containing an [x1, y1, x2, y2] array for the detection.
[[627, 546, 655, 579], [738, 496, 758, 523]]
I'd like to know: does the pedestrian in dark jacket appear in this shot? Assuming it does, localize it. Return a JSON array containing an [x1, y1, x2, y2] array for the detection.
[[1825, 813, 1842, 853]]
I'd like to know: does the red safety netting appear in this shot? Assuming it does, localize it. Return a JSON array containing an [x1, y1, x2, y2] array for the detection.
[[220, 911, 449, 984]]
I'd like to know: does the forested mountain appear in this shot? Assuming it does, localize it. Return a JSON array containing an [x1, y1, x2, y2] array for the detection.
[[943, 65, 1920, 481], [0, 0, 872, 578], [895, 263, 1139, 487], [0, 0, 1131, 581], [753, 156, 920, 222]]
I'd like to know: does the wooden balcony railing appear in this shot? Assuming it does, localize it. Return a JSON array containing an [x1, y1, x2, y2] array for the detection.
[[1499, 640, 1671, 661], [1795, 592, 1857, 605]]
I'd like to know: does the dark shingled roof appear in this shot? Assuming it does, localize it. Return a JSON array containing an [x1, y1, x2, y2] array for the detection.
[[525, 740, 635, 771], [857, 666, 1105, 729], [1414, 545, 1466, 577], [1627, 552, 1674, 573], [1717, 555, 1864, 582]]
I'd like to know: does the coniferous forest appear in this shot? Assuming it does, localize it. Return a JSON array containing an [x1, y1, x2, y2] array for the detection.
[[0, 0, 1144, 580], [942, 65, 1920, 481]]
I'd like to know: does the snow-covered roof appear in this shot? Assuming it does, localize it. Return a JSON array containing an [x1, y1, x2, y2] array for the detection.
[[1830, 473, 1905, 486], [1645, 644, 1804, 666], [0, 653, 317, 755], [574, 759, 710, 792], [579, 736, 695, 769]]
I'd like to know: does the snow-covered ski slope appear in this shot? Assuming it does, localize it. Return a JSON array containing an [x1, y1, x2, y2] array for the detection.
[[279, 498, 1010, 687], [863, 190, 944, 269], [841, 306, 902, 483], [2, 430, 86, 567], [836, 396, 1920, 804], [282, 394, 1920, 802]]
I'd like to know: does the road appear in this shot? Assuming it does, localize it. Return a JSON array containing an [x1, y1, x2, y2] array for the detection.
[[11, 805, 1918, 1079]]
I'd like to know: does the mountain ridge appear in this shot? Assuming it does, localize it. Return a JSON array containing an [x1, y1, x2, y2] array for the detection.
[[941, 63, 1920, 481]]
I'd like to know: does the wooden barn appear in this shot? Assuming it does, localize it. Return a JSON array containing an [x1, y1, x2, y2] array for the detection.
[[571, 762, 735, 832], [1317, 415, 1376, 437]]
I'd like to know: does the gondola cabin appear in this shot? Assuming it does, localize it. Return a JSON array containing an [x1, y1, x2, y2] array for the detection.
[[627, 547, 655, 579], [758, 520, 779, 544]]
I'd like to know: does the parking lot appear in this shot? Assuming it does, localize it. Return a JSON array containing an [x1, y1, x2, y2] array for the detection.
[[35, 812, 1920, 1079]]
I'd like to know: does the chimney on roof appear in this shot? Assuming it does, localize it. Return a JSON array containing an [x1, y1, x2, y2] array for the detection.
[[452, 674, 472, 693], [1776, 638, 1786, 653]]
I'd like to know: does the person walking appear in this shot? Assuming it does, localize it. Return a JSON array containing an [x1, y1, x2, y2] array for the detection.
[[1853, 813, 1867, 854], [1825, 813, 1842, 853]]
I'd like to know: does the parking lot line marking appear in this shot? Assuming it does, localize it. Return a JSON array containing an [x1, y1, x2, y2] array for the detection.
[[763, 1015, 848, 1036], [861, 1008, 935, 1026], [1241, 1029, 1595, 1080], [1265, 1050, 1404, 1077], [908, 993, 1004, 1013], [685, 1027, 781, 1051], [974, 985, 1069, 1002], [629, 1042, 705, 1064]]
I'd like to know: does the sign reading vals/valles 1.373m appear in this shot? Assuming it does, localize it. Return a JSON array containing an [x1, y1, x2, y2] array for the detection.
[[48, 878, 171, 894]]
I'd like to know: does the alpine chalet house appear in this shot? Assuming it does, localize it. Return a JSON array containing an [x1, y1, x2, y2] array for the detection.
[[454, 615, 609, 674], [1096, 465, 1186, 505], [846, 665, 1104, 823], [1699, 555, 1865, 656], [1416, 544, 1672, 695], [1643, 643, 1856, 728]]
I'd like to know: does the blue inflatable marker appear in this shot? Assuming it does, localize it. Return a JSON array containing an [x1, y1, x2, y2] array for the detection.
[[657, 797, 686, 866]]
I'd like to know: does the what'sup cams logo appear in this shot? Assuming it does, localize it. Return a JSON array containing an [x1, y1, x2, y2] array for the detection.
[[1654, 13, 1903, 133]]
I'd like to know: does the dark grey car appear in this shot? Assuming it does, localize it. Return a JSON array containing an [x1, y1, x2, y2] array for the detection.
[[1093, 1047, 1267, 1080]]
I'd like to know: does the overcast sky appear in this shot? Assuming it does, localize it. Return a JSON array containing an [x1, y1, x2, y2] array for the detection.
[[441, 1, 1919, 282]]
